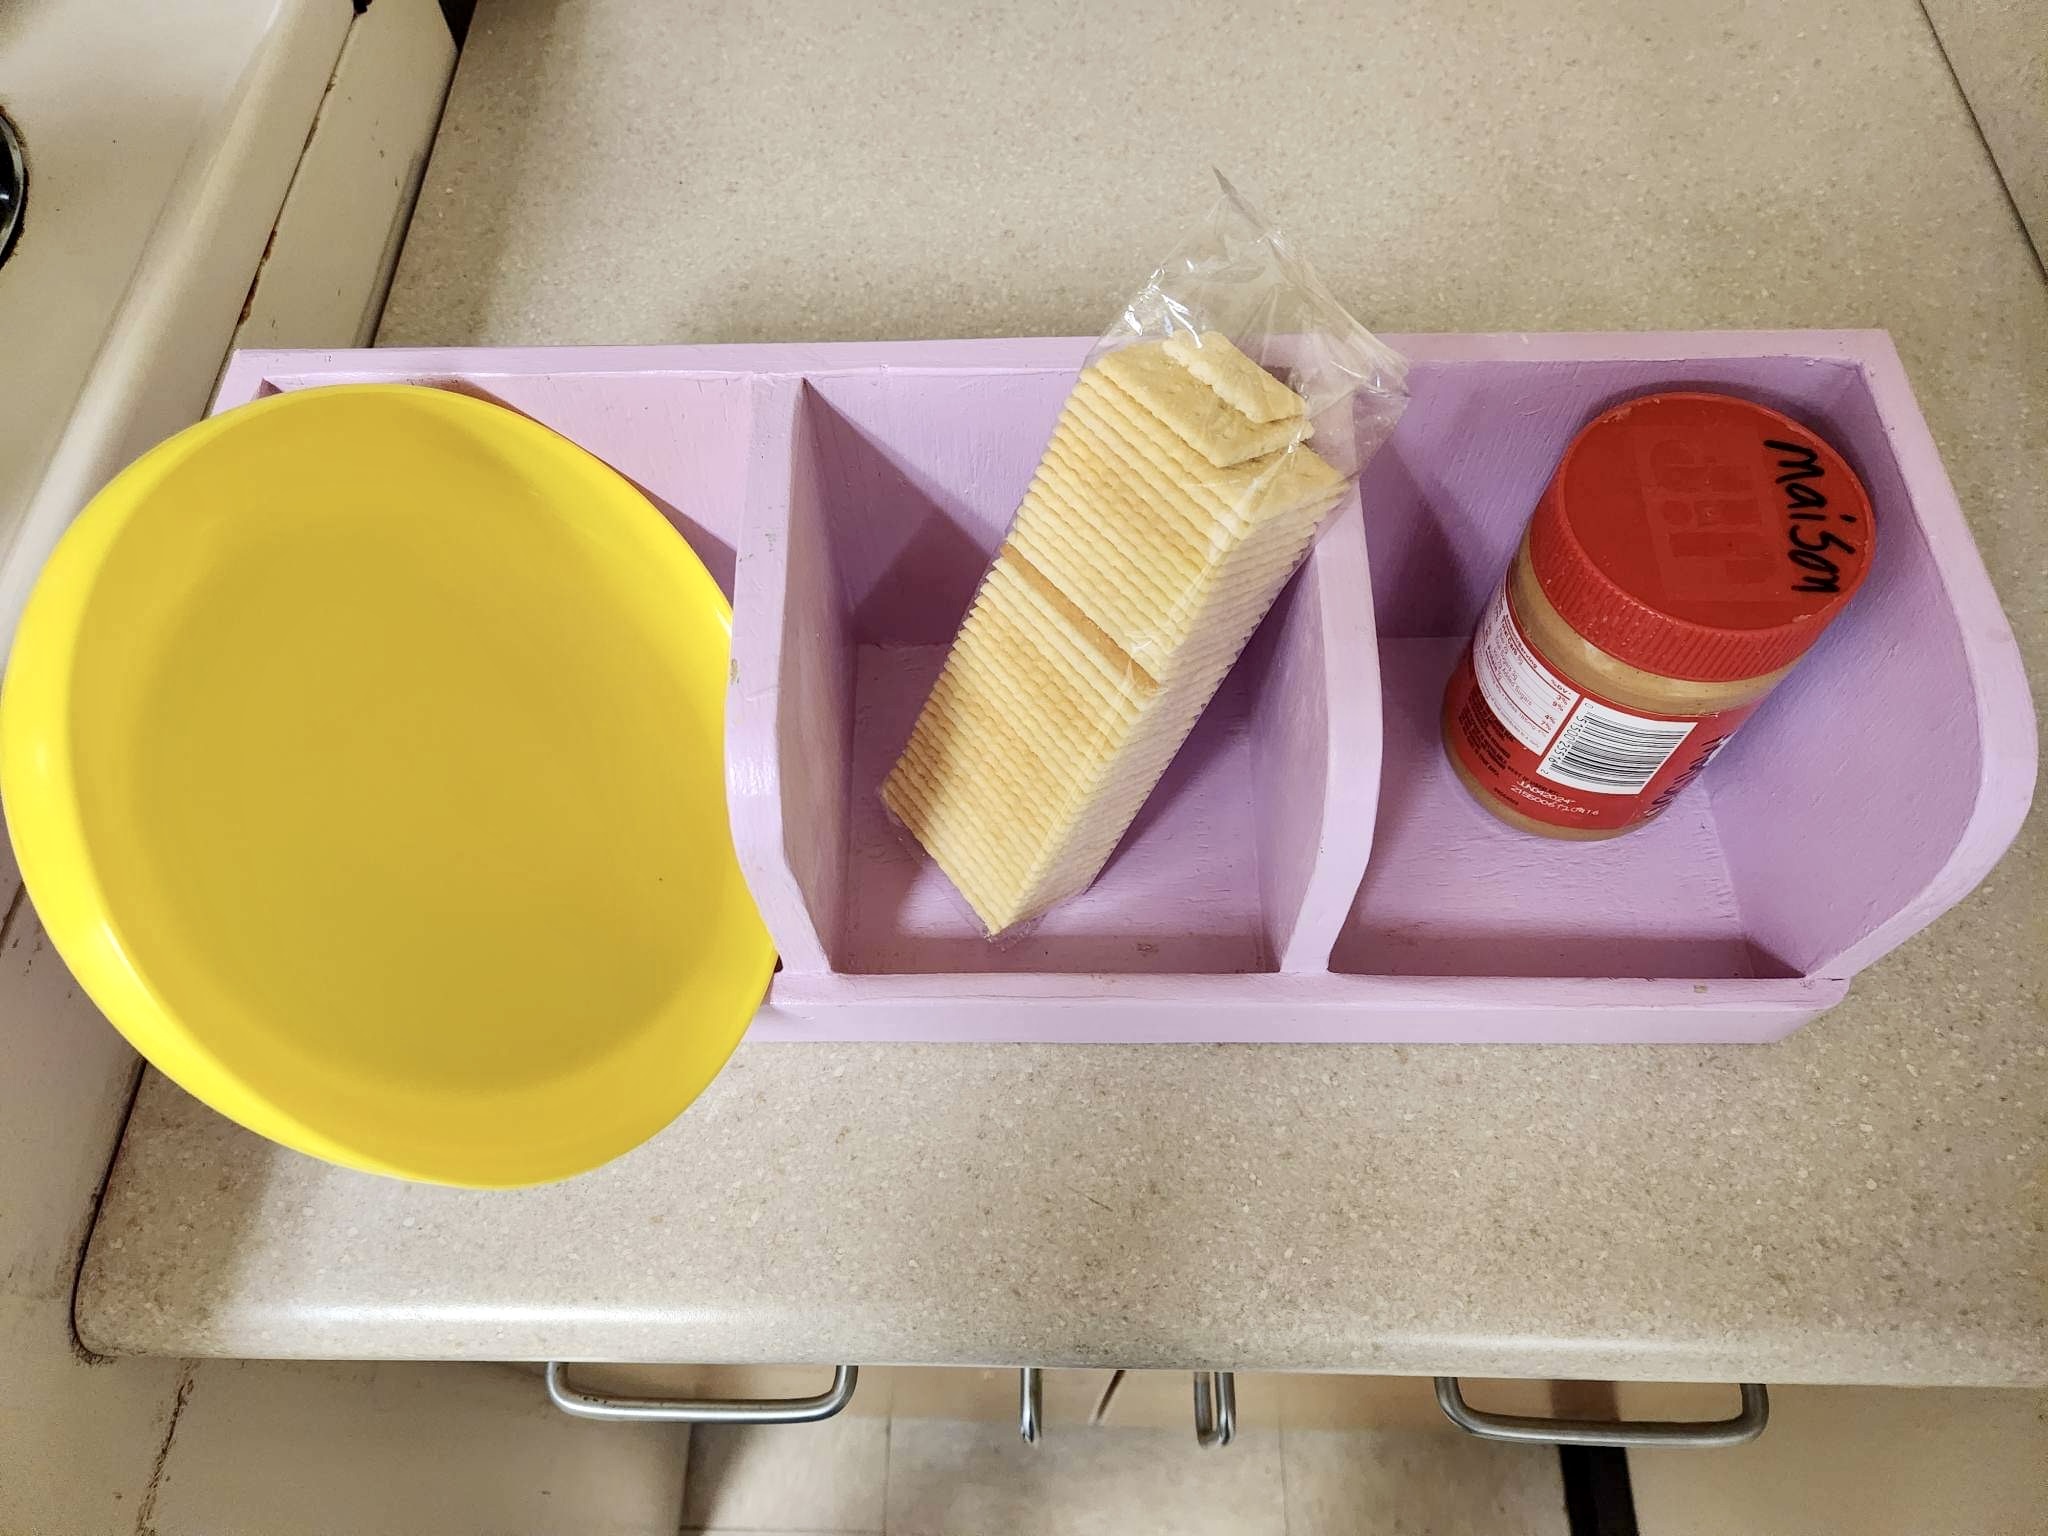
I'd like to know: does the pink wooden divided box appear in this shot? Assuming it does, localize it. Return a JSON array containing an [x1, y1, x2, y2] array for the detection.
[[214, 332, 2035, 1044]]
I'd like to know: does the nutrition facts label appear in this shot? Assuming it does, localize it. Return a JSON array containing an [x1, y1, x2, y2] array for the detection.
[[1471, 581, 1579, 753]]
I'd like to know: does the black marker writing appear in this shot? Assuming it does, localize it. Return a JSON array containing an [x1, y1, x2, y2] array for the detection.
[[1765, 438, 1858, 594]]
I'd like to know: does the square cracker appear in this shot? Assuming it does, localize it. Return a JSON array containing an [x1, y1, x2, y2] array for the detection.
[[1023, 443, 1318, 662], [1046, 415, 1221, 550], [988, 552, 1158, 698], [1071, 377, 1342, 529], [1008, 515, 1170, 654], [1163, 331, 1305, 423], [1096, 342, 1312, 467], [1029, 448, 1204, 595]]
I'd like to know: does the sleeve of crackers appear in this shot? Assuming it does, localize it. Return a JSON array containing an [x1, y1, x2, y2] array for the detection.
[[882, 175, 1408, 937]]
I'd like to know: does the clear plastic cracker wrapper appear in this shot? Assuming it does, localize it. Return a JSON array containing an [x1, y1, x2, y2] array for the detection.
[[882, 174, 1410, 938]]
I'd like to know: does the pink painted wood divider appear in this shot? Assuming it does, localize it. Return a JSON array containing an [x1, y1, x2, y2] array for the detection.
[[214, 331, 2036, 1044]]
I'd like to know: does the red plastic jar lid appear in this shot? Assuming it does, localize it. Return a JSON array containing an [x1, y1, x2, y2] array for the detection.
[[1527, 392, 1875, 683]]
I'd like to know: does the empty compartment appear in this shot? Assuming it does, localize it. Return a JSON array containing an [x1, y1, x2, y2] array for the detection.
[[1332, 333, 2035, 991], [727, 351, 1379, 978]]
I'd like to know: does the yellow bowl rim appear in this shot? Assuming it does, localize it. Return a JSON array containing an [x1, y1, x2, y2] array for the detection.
[[0, 384, 775, 1187]]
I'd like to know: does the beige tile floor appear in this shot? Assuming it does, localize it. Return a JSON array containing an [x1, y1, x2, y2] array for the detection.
[[1626, 1386, 2048, 1536], [680, 1414, 1569, 1536]]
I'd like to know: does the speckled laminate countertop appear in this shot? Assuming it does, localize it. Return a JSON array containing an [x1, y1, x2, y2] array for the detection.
[[77, 0, 2046, 1385]]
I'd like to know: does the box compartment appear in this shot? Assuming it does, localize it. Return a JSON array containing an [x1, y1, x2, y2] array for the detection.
[[725, 352, 1378, 980], [1330, 337, 2035, 1005]]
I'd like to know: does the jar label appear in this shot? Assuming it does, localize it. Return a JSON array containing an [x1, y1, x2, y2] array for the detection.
[[1446, 580, 1761, 832]]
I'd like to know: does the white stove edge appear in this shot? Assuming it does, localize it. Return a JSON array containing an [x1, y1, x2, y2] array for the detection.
[[0, 0, 454, 664]]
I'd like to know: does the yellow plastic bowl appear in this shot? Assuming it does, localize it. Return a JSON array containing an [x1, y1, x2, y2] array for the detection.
[[0, 385, 774, 1187]]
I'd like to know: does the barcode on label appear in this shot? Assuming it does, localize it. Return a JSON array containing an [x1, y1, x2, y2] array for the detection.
[[1536, 699, 1695, 795]]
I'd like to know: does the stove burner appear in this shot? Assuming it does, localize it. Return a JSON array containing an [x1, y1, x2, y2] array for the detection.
[[0, 111, 24, 271]]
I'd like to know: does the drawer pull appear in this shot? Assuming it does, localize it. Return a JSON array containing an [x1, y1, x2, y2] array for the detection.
[[1193, 1371, 1236, 1448], [1433, 1378, 1768, 1448], [1019, 1366, 1043, 1444], [545, 1362, 858, 1425]]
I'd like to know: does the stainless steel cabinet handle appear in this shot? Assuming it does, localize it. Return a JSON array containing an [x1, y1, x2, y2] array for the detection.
[[545, 1362, 859, 1424], [1019, 1366, 1043, 1444], [1433, 1378, 1768, 1448], [1193, 1371, 1235, 1448]]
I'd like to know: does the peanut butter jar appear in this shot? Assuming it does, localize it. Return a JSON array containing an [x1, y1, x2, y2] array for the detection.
[[1443, 391, 1875, 839]]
